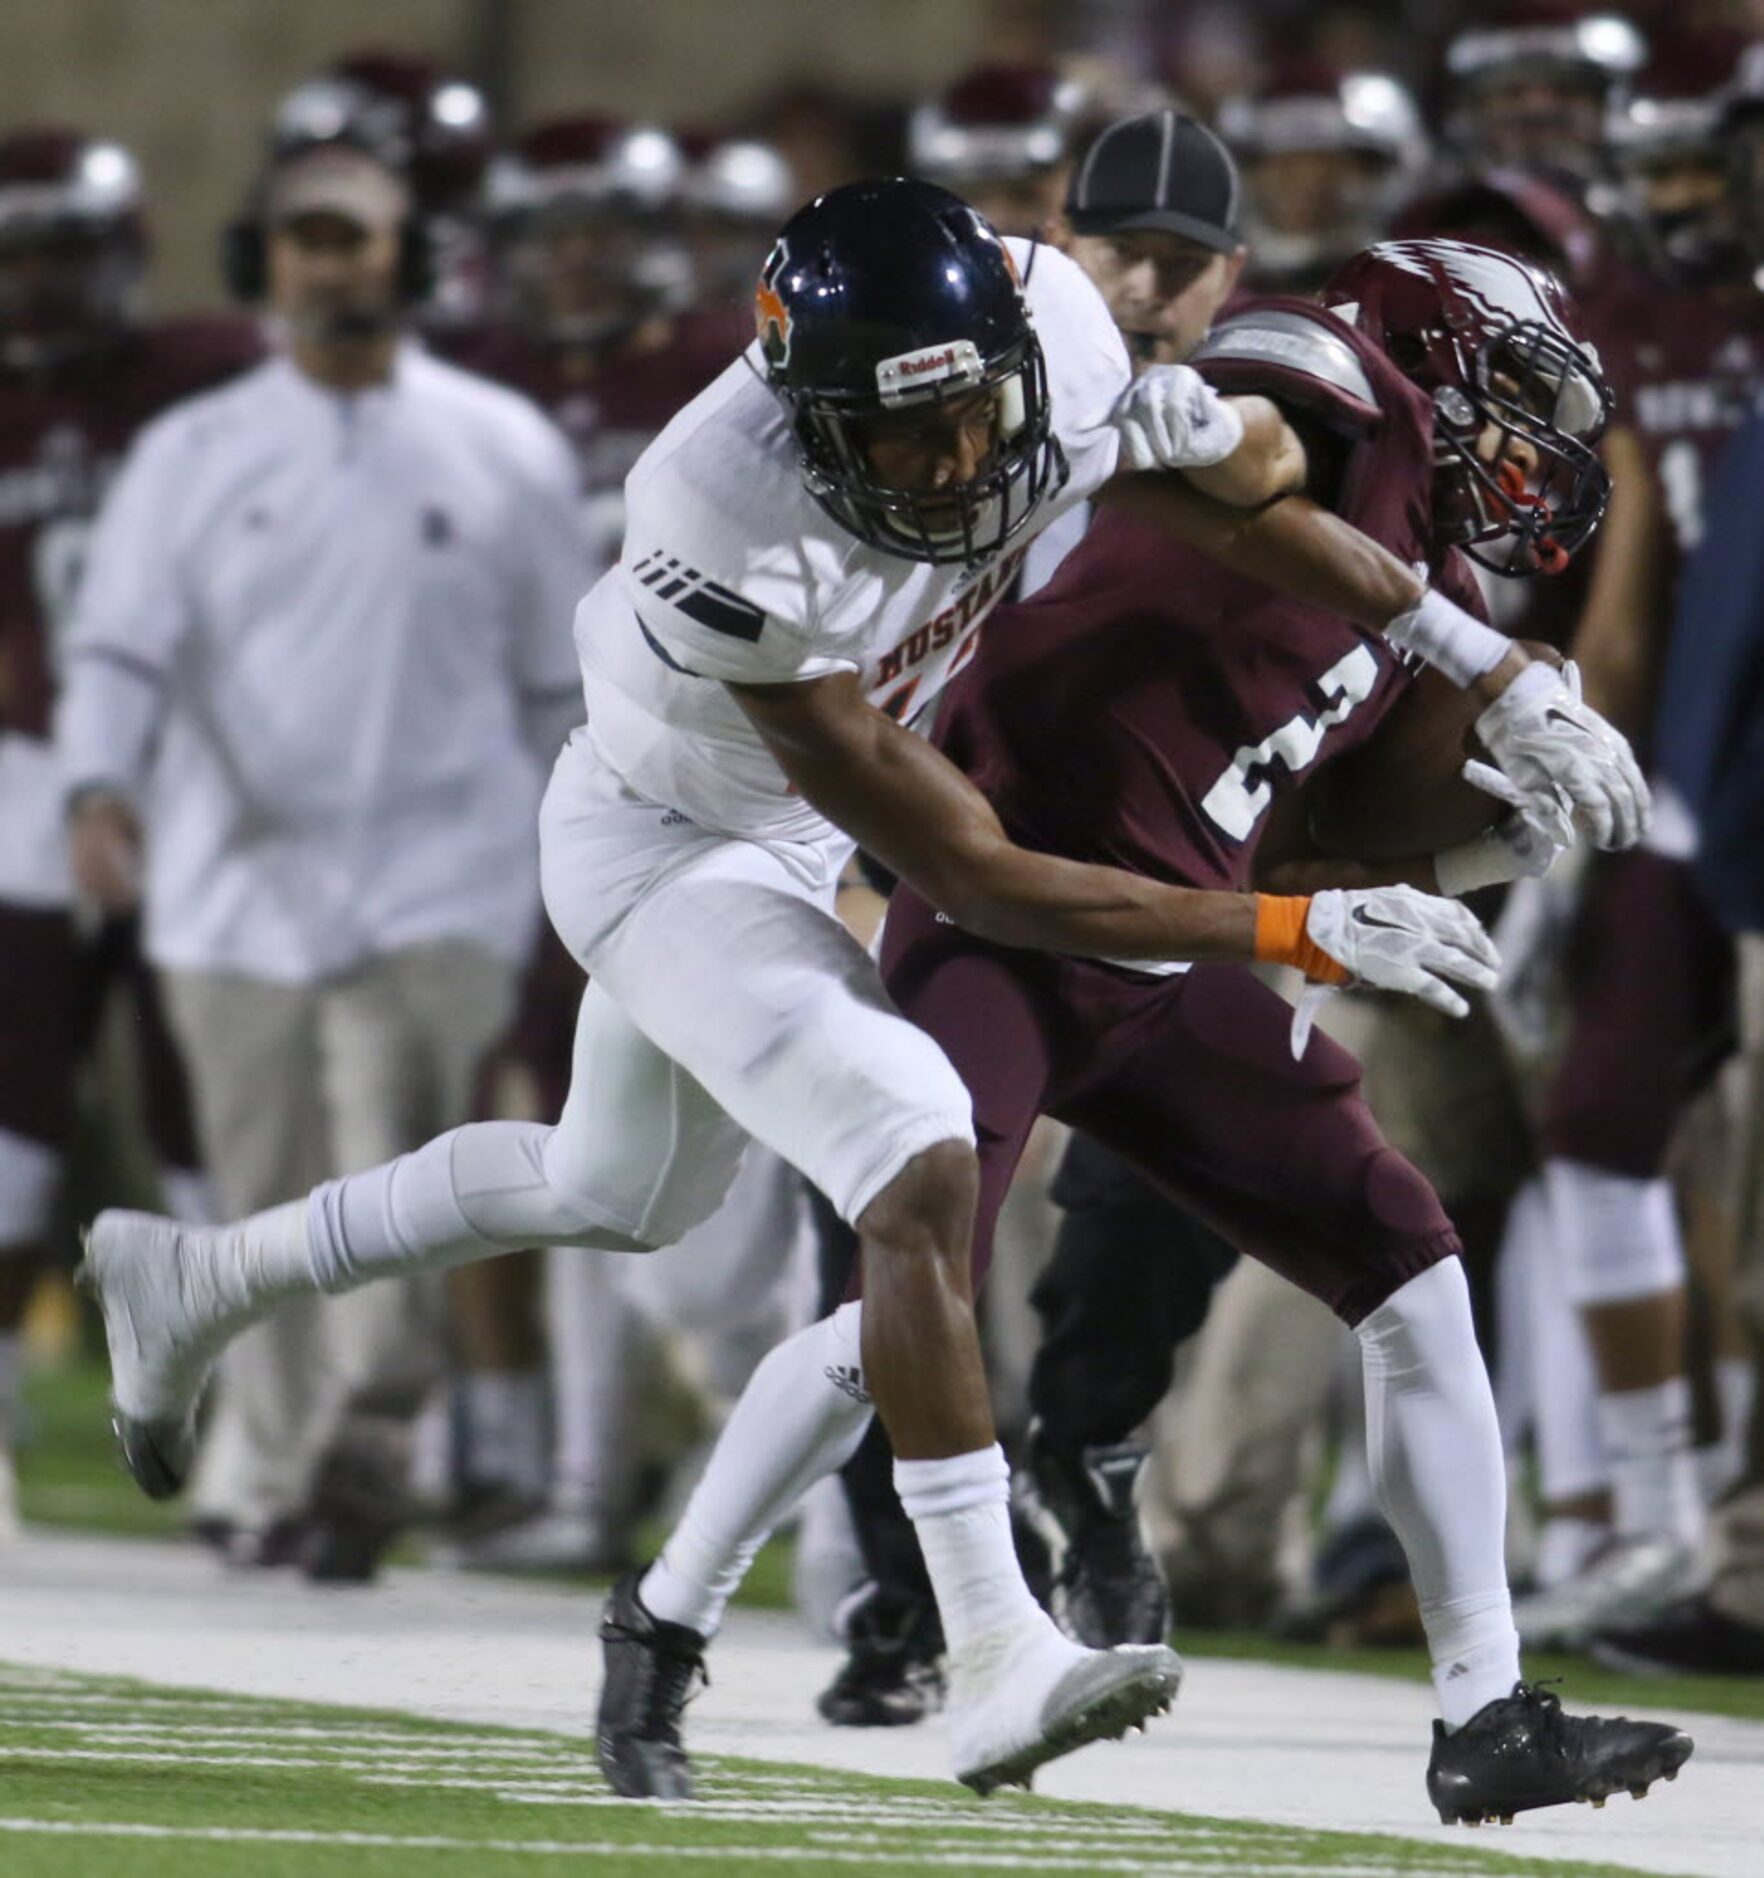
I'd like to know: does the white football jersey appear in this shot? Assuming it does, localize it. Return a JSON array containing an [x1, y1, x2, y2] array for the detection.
[[572, 238, 1131, 842]]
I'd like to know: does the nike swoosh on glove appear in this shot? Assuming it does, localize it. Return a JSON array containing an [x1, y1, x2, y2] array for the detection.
[[1304, 885, 1501, 1020], [1111, 364, 1246, 473], [1474, 658, 1651, 852]]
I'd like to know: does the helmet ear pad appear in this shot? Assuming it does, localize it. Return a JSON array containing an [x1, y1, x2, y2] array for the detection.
[[219, 215, 433, 305]]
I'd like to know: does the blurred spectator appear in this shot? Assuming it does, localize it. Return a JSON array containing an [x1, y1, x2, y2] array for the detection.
[[909, 62, 1089, 236], [55, 137, 587, 1579]]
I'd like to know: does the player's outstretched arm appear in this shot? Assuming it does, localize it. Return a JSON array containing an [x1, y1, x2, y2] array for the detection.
[[727, 672, 1498, 1018]]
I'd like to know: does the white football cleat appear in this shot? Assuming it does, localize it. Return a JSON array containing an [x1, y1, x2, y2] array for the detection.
[[1512, 1532, 1705, 1652], [78, 1209, 238, 1500], [946, 1617, 1182, 1794]]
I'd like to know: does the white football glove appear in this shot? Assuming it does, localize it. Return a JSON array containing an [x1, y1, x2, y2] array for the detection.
[[1474, 658, 1651, 852], [1110, 364, 1246, 474], [1305, 884, 1502, 1020], [1433, 760, 1576, 898]]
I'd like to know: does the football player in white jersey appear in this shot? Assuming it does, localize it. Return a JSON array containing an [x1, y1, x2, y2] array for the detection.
[[81, 178, 1647, 1796]]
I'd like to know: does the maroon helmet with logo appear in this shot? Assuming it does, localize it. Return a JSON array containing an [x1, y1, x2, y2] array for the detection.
[[0, 128, 145, 368], [1322, 238, 1611, 575]]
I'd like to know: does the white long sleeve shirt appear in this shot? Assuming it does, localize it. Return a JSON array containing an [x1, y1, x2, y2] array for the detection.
[[57, 344, 589, 982]]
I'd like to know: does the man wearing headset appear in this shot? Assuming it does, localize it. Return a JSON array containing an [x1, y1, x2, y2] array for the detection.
[[57, 137, 589, 1580]]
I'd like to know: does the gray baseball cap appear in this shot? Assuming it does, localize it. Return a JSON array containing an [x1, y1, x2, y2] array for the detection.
[[1065, 110, 1243, 253]]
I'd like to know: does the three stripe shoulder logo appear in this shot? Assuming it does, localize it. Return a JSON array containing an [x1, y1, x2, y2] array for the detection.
[[632, 551, 765, 644]]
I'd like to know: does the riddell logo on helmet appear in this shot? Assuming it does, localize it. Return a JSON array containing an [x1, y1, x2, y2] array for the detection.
[[876, 337, 984, 402]]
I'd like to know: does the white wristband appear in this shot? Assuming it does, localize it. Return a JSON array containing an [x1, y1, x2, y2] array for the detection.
[[1385, 589, 1511, 688], [1434, 833, 1517, 898]]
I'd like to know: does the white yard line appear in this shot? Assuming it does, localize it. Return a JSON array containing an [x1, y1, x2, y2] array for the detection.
[[1, 1531, 1758, 1877], [0, 1821, 1477, 1876]]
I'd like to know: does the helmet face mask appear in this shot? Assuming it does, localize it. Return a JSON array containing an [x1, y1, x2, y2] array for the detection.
[[1430, 318, 1611, 574], [786, 331, 1056, 565], [757, 180, 1064, 568]]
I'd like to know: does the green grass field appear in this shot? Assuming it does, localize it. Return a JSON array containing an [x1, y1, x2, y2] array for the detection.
[[0, 1662, 1672, 1878]]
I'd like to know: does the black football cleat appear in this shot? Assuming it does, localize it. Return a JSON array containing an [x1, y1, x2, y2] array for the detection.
[[1020, 1426, 1170, 1648], [817, 1582, 946, 1728], [1427, 1682, 1694, 1826], [596, 1571, 707, 1799]]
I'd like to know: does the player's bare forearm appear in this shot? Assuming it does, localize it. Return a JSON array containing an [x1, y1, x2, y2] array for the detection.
[[1096, 479, 1425, 628], [728, 672, 1256, 962], [1094, 478, 1539, 703], [1179, 395, 1308, 510], [1253, 852, 1435, 895]]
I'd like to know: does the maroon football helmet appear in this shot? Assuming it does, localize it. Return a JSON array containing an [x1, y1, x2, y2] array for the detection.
[[1445, 6, 1646, 184], [0, 128, 145, 368], [1323, 239, 1611, 575], [1612, 28, 1752, 283], [909, 63, 1086, 236], [1217, 65, 1427, 286], [273, 51, 493, 217], [485, 118, 690, 341]]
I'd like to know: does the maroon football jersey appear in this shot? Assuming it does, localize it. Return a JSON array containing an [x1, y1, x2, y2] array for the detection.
[[443, 307, 748, 562], [0, 315, 262, 740], [933, 301, 1487, 893], [1597, 281, 1764, 562]]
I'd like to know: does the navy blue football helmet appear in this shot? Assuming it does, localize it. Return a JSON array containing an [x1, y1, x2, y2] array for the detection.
[[754, 177, 1062, 566]]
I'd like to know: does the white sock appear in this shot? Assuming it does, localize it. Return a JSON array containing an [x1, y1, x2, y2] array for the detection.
[[1599, 1377, 1704, 1545], [547, 1249, 645, 1522], [1356, 1261, 1520, 1729], [893, 1444, 1049, 1661], [1703, 1358, 1755, 1503], [640, 1303, 872, 1637], [462, 1369, 549, 1498], [1526, 1183, 1608, 1505], [1534, 1515, 1609, 1590]]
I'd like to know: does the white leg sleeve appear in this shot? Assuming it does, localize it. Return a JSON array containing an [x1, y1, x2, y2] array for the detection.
[[1522, 1177, 1608, 1504], [1357, 1259, 1520, 1727], [308, 1121, 659, 1293], [640, 1302, 873, 1637]]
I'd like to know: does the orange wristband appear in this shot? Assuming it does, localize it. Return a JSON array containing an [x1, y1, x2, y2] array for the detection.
[[1253, 894, 1349, 985]]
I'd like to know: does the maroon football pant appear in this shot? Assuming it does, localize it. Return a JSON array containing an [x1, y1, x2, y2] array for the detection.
[[1539, 851, 1734, 1177], [879, 888, 1460, 1327]]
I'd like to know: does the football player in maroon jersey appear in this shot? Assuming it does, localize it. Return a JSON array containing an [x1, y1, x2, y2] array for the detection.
[[610, 213, 1693, 1820], [0, 128, 259, 1527]]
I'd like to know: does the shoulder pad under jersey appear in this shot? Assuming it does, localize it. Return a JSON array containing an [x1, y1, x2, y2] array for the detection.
[[1193, 305, 1381, 433]]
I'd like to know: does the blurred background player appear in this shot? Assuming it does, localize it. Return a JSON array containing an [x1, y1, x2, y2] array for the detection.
[[0, 127, 259, 1535], [908, 62, 1090, 238], [677, 130, 795, 314], [1217, 64, 1426, 293], [58, 132, 587, 1579]]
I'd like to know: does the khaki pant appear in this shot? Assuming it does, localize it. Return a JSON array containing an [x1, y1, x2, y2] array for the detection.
[[1712, 936, 1764, 1627], [164, 942, 516, 1531]]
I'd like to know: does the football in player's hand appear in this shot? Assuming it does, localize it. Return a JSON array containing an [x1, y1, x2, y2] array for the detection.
[[1303, 663, 1499, 860]]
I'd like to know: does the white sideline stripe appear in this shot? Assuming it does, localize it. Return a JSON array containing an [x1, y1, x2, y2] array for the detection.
[[0, 1821, 1465, 1876]]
